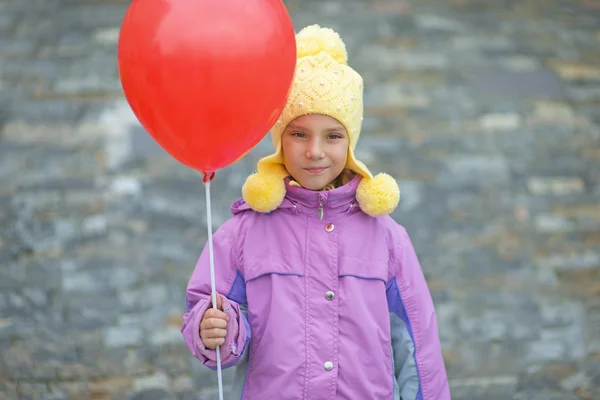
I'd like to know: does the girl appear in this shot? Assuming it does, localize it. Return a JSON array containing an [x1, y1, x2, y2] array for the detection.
[[182, 25, 450, 400]]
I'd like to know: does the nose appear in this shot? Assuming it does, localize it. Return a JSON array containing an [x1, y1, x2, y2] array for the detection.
[[306, 138, 325, 160]]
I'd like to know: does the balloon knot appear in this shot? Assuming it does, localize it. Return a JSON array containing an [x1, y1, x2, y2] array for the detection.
[[202, 171, 216, 183]]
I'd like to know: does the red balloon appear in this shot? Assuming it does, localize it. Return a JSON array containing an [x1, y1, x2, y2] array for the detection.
[[118, 0, 296, 176]]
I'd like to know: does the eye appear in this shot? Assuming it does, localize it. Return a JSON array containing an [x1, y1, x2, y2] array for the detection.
[[291, 131, 307, 138], [327, 132, 344, 140]]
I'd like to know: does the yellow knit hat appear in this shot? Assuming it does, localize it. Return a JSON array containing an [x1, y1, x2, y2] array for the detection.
[[242, 25, 400, 217]]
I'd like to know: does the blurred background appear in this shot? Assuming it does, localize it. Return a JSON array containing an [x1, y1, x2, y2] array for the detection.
[[1, 0, 600, 399]]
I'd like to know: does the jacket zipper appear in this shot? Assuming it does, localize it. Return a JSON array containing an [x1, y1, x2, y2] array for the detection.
[[317, 194, 324, 220]]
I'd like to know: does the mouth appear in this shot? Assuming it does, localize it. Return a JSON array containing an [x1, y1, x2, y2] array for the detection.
[[303, 167, 328, 175]]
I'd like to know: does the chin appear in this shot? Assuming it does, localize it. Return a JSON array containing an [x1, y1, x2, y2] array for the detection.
[[304, 183, 325, 190], [297, 177, 329, 190]]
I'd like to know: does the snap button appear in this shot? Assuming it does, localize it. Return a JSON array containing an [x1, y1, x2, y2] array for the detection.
[[324, 361, 334, 371], [325, 291, 335, 301], [325, 223, 334, 232]]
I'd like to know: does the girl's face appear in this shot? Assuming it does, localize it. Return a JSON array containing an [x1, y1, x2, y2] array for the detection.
[[282, 114, 349, 190]]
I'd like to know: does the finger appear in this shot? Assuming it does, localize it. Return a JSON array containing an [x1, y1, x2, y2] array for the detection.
[[203, 309, 229, 321], [203, 337, 225, 349], [201, 317, 228, 330], [201, 328, 227, 339]]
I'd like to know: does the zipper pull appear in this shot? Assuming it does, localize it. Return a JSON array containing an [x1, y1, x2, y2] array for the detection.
[[318, 196, 324, 220]]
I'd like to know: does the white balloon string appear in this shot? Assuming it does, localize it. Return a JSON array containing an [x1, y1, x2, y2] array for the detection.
[[204, 179, 224, 400]]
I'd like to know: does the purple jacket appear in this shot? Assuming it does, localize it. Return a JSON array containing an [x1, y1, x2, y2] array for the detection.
[[182, 176, 450, 399]]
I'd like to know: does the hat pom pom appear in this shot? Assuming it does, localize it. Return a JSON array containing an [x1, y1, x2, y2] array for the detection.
[[356, 173, 400, 217], [242, 171, 286, 213], [296, 24, 348, 65]]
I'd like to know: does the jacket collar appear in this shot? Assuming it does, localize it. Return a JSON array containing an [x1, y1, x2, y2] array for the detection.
[[232, 174, 362, 218], [281, 174, 361, 218]]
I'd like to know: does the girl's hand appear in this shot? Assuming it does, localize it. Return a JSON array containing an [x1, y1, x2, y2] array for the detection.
[[200, 293, 230, 350]]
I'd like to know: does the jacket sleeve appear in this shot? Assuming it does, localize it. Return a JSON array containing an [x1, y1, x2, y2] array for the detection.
[[181, 216, 250, 370], [386, 226, 450, 400]]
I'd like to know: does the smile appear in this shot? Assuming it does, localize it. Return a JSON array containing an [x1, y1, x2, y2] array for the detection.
[[303, 167, 328, 175]]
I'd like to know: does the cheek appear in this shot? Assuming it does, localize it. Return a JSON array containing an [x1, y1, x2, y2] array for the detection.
[[333, 144, 349, 164], [282, 140, 301, 165], [281, 137, 292, 156]]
